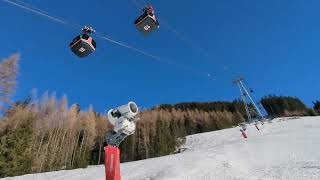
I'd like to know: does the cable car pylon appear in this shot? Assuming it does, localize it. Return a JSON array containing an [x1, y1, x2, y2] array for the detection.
[[233, 77, 267, 138], [233, 77, 264, 123]]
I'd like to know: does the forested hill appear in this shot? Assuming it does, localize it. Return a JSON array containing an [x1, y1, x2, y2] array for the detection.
[[1, 92, 319, 178], [157, 96, 318, 117], [158, 101, 246, 113]]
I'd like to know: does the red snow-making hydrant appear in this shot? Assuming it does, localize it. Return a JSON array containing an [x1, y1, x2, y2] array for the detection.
[[105, 146, 121, 180]]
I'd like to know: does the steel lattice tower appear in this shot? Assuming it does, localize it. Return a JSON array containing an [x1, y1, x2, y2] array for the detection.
[[233, 77, 263, 123]]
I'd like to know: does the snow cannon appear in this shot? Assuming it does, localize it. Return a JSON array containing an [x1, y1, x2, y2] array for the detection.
[[104, 102, 138, 180], [106, 101, 139, 147]]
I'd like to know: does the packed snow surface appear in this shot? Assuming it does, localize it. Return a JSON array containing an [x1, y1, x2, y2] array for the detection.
[[4, 117, 320, 180]]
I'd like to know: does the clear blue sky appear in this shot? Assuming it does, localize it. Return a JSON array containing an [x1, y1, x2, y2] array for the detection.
[[1, 0, 319, 112]]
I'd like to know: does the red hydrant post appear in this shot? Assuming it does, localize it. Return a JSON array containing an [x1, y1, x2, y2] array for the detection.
[[240, 129, 248, 139], [254, 124, 260, 131], [104, 146, 121, 180]]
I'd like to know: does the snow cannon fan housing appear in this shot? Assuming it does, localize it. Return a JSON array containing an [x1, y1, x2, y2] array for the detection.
[[107, 101, 139, 126], [107, 101, 138, 135]]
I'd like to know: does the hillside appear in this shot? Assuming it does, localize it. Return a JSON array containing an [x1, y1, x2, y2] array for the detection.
[[4, 116, 320, 180]]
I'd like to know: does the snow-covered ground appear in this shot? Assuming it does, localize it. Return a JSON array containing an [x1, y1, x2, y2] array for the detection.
[[4, 116, 320, 180]]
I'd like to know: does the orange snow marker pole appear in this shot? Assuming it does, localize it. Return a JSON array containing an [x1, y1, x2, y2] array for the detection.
[[104, 146, 121, 180], [240, 130, 247, 139], [254, 124, 260, 131]]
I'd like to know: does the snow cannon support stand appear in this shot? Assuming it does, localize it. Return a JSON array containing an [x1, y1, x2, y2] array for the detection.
[[104, 102, 139, 180], [104, 146, 121, 180], [239, 123, 248, 139]]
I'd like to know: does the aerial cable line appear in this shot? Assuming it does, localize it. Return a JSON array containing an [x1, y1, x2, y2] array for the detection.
[[3, 0, 67, 25], [2, 0, 212, 79], [131, 0, 143, 8], [95, 33, 209, 76], [158, 18, 209, 57], [12, 0, 58, 17], [9, 0, 80, 30], [7, 0, 88, 31]]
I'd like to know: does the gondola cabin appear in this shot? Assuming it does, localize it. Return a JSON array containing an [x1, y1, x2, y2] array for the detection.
[[69, 34, 96, 58], [135, 5, 159, 36]]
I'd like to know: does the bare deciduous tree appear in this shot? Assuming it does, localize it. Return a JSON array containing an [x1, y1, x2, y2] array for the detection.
[[0, 54, 19, 111]]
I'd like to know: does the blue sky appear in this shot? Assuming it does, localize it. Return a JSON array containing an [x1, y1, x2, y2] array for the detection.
[[1, 0, 320, 112]]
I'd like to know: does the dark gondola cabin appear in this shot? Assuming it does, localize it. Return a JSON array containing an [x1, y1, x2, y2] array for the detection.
[[135, 5, 159, 36], [70, 27, 96, 58]]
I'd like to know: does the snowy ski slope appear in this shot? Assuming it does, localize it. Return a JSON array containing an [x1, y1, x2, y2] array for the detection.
[[4, 116, 320, 180]]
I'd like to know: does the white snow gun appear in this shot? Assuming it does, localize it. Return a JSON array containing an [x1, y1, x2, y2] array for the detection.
[[106, 101, 139, 147]]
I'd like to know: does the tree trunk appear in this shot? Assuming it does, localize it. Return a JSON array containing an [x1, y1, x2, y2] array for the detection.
[[71, 131, 81, 168], [98, 137, 102, 165]]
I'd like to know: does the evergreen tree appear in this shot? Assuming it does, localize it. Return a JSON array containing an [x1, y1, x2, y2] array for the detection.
[[313, 101, 320, 115]]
